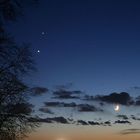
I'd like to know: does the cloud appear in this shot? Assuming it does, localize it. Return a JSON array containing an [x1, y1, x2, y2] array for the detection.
[[93, 92, 133, 105], [77, 120, 111, 126], [131, 115, 140, 121], [54, 83, 73, 90], [77, 104, 103, 112], [53, 94, 80, 99], [63, 102, 77, 107], [44, 102, 62, 107], [132, 86, 140, 90], [72, 90, 83, 94], [39, 107, 54, 114], [53, 89, 82, 99], [31, 87, 48, 96], [84, 95, 95, 100], [77, 120, 88, 125], [135, 100, 140, 105], [99, 102, 105, 106], [120, 129, 140, 135], [116, 115, 129, 120], [88, 121, 100, 125], [132, 95, 140, 106], [48, 117, 69, 124], [44, 102, 77, 107], [30, 116, 134, 127], [114, 120, 131, 124], [33, 117, 70, 124], [30, 117, 93, 125], [43, 102, 103, 115], [103, 121, 111, 126], [44, 102, 102, 112], [29, 116, 107, 126]]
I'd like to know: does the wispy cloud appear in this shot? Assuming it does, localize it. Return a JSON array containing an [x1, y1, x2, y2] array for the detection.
[[116, 115, 129, 120], [39, 107, 54, 114], [92, 92, 133, 105], [114, 120, 131, 124], [31, 87, 48, 96], [120, 129, 140, 135], [77, 120, 88, 125], [43, 102, 103, 112], [31, 116, 111, 126], [131, 115, 140, 121], [52, 89, 82, 99], [44, 102, 77, 107], [31, 116, 70, 124], [84, 92, 140, 107], [77, 104, 103, 112]]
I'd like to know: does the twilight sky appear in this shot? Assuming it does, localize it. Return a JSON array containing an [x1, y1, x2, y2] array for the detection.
[[7, 0, 140, 140]]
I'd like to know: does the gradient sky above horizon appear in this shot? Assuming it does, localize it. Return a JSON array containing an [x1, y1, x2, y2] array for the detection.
[[6, 0, 140, 139], [7, 0, 140, 95]]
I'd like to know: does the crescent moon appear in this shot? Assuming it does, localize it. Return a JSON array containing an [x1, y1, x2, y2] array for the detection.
[[114, 105, 120, 111]]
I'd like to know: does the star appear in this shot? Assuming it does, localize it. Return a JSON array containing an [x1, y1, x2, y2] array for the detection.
[[41, 32, 45, 35], [41, 31, 47, 35], [37, 50, 40, 53]]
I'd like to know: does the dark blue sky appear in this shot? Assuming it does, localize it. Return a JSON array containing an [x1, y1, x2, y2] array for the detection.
[[8, 0, 140, 95]]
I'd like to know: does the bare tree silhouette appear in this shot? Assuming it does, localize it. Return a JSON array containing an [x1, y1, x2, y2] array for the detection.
[[0, 0, 38, 23], [0, 1, 40, 140]]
